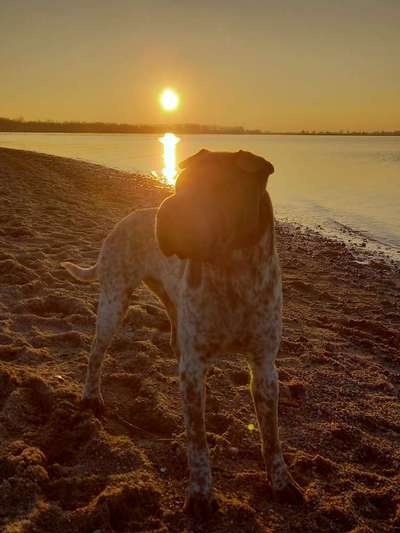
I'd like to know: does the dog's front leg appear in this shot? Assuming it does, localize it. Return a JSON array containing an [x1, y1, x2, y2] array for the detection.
[[179, 353, 217, 518], [249, 356, 305, 503]]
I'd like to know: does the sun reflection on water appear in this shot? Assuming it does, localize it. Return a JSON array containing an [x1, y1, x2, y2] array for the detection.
[[158, 132, 180, 185]]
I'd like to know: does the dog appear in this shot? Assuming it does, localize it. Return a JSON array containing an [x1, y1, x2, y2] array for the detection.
[[62, 149, 304, 517]]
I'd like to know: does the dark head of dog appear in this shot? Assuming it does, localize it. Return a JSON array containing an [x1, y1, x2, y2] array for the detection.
[[156, 149, 275, 262]]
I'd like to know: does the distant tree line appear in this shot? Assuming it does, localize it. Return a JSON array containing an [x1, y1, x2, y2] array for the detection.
[[0, 117, 399, 135], [0, 117, 262, 135], [290, 129, 400, 136]]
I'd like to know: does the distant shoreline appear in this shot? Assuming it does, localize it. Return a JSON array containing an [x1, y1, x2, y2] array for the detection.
[[1, 117, 399, 136], [2, 130, 400, 137]]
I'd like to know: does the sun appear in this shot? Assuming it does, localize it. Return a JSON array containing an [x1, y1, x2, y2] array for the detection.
[[160, 88, 179, 111]]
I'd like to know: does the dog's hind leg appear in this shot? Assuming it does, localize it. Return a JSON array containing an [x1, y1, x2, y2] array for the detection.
[[248, 355, 305, 504], [81, 284, 130, 415]]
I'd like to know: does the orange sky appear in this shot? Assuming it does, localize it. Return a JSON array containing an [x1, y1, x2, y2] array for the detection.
[[1, 0, 399, 131]]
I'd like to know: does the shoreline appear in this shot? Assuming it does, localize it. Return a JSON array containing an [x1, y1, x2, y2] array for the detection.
[[0, 147, 399, 531], [1, 144, 399, 271], [278, 218, 400, 274]]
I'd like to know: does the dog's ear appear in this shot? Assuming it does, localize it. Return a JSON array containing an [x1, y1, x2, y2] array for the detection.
[[156, 193, 220, 261], [257, 191, 274, 250], [176, 150, 210, 193], [236, 150, 274, 178], [179, 149, 209, 169]]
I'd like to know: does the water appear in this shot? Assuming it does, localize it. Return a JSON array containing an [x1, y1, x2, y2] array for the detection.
[[1, 132, 399, 259]]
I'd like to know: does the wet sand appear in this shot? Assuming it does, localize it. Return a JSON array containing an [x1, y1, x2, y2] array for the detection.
[[0, 147, 399, 532]]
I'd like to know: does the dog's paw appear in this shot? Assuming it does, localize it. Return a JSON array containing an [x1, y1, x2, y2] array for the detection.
[[184, 491, 219, 520], [80, 396, 105, 417], [272, 475, 305, 505]]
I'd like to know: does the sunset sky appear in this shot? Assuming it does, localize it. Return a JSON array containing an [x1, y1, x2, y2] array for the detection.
[[1, 0, 399, 131]]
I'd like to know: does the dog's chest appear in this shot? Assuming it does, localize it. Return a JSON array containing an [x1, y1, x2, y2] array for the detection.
[[178, 247, 281, 351]]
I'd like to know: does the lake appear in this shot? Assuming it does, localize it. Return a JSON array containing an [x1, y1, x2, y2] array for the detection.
[[1, 132, 399, 259]]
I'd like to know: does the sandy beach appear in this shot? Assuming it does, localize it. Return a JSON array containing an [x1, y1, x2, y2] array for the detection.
[[0, 146, 399, 532]]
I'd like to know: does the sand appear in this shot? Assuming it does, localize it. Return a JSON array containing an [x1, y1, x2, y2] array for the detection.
[[0, 146, 399, 532]]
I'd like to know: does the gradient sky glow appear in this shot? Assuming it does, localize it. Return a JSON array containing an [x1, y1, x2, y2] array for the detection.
[[1, 0, 399, 131]]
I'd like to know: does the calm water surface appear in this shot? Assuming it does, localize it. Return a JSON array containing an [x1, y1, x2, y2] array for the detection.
[[1, 132, 399, 258]]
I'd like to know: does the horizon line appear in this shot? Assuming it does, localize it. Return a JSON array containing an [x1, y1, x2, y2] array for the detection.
[[0, 117, 399, 136]]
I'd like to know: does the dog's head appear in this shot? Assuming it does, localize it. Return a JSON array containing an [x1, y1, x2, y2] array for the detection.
[[156, 149, 274, 261]]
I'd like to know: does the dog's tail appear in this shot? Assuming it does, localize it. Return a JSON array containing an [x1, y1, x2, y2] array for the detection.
[[61, 261, 98, 283]]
